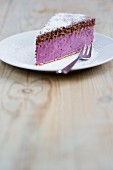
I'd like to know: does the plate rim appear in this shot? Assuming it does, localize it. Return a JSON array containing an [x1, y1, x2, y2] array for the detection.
[[0, 30, 113, 72]]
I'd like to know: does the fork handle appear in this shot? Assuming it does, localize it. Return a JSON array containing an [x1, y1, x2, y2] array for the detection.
[[57, 56, 80, 74]]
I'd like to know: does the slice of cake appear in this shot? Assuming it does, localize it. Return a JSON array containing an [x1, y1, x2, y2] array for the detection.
[[36, 13, 95, 65]]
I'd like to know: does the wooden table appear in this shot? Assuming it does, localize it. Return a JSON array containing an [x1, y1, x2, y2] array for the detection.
[[0, 0, 113, 169]]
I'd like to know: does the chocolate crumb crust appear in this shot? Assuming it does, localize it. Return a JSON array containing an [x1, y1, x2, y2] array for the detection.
[[36, 18, 95, 45]]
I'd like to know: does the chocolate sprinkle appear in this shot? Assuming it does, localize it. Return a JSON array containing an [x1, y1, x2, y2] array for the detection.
[[36, 17, 95, 45]]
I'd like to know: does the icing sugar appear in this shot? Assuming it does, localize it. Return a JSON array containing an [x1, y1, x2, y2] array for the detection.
[[40, 13, 91, 34]]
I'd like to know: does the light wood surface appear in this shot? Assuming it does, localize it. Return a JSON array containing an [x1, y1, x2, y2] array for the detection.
[[0, 0, 113, 169]]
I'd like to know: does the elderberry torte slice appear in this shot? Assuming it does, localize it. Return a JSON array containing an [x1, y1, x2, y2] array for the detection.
[[36, 13, 95, 65]]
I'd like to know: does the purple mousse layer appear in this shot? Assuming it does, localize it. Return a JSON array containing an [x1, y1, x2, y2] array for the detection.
[[36, 26, 94, 65]]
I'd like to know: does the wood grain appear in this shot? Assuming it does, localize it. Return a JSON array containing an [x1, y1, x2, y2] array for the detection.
[[0, 0, 113, 169]]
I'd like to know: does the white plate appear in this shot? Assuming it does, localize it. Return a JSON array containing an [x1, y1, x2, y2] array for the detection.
[[0, 30, 113, 72]]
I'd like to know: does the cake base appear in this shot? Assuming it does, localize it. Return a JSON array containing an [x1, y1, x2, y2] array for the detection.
[[36, 48, 82, 65]]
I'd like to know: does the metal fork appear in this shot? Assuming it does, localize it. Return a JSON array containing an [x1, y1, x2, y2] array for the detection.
[[56, 44, 92, 74]]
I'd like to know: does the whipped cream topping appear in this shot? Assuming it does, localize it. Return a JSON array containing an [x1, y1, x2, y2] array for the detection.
[[40, 13, 91, 34]]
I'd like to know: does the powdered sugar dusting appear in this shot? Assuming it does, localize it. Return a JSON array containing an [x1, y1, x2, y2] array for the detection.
[[40, 13, 91, 34]]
